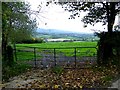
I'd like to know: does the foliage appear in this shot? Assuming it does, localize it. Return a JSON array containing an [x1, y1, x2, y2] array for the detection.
[[2, 2, 37, 45], [2, 2, 37, 66], [96, 31, 120, 65], [56, 2, 120, 66], [16, 38, 44, 44], [2, 2, 37, 43], [2, 62, 32, 82], [114, 25, 120, 31], [57, 2, 120, 29], [52, 66, 64, 75]]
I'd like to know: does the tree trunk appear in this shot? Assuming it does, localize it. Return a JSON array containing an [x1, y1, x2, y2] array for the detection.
[[97, 3, 116, 66], [2, 31, 8, 65], [2, 36, 14, 66], [6, 45, 14, 66], [97, 32, 113, 65]]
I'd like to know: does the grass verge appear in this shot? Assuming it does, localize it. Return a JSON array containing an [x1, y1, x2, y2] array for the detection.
[[2, 62, 32, 82]]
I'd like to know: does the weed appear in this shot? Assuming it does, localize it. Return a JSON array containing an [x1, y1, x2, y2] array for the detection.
[[52, 66, 64, 75], [2, 62, 32, 82]]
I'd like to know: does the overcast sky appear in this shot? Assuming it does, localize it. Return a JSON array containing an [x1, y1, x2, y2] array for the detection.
[[25, 0, 119, 33]]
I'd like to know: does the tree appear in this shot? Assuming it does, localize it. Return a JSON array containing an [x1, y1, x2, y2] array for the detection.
[[56, 1, 120, 65], [2, 2, 37, 65]]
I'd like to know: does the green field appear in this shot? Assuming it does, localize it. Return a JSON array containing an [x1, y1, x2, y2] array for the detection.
[[16, 41, 97, 48], [15, 41, 97, 61]]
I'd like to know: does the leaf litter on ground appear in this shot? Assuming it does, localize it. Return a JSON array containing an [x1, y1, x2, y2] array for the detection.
[[4, 66, 119, 89]]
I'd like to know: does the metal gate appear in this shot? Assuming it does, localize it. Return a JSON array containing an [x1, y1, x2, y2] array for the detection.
[[14, 46, 97, 68]]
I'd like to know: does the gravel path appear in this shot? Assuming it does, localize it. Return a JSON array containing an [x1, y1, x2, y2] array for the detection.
[[108, 77, 120, 89], [24, 50, 97, 68], [111, 79, 120, 89], [3, 69, 49, 88]]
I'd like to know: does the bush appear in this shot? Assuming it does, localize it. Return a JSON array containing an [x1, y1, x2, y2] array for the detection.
[[16, 38, 45, 44], [96, 31, 120, 66], [52, 66, 64, 75]]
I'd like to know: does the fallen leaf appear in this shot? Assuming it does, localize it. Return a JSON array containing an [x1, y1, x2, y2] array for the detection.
[[54, 85, 59, 88]]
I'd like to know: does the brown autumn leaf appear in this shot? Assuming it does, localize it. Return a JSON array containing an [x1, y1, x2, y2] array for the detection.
[[4, 67, 119, 88]]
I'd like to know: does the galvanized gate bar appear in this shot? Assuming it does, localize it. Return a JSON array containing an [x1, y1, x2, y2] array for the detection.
[[15, 46, 97, 68], [54, 48, 56, 66], [74, 48, 77, 68], [17, 46, 97, 49], [34, 47, 37, 67]]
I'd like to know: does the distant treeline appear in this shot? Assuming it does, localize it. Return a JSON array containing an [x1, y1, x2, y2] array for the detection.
[[16, 37, 99, 44], [16, 38, 45, 44]]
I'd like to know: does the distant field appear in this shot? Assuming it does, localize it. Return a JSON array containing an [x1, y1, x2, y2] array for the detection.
[[16, 41, 97, 48], [15, 41, 97, 61]]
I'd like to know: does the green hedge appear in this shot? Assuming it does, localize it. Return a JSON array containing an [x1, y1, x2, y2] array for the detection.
[[16, 38, 45, 44]]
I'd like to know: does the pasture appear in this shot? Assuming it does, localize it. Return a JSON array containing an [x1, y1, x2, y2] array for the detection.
[[15, 41, 97, 61], [16, 41, 97, 48]]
